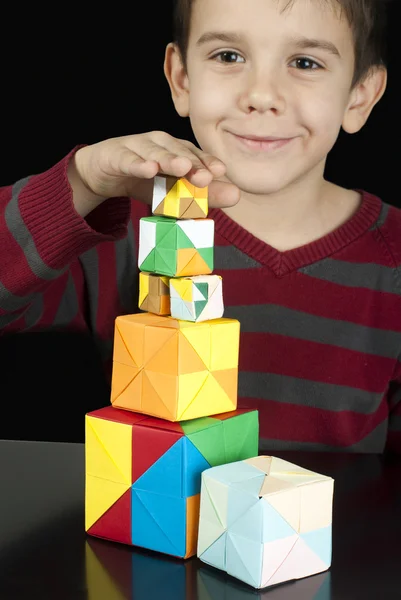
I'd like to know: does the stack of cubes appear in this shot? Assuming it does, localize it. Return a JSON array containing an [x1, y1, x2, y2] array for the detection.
[[84, 175, 334, 589], [85, 175, 259, 559]]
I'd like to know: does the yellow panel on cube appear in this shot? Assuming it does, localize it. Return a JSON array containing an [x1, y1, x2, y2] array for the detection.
[[139, 272, 171, 316], [152, 175, 208, 219], [110, 313, 240, 421], [85, 475, 130, 531]]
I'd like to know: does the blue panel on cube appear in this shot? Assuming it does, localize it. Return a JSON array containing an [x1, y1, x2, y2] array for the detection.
[[200, 532, 227, 571], [227, 486, 259, 528], [132, 438, 183, 497], [226, 532, 263, 589], [262, 501, 298, 542], [301, 526, 332, 566], [183, 437, 211, 498], [131, 488, 186, 557], [230, 500, 264, 543]]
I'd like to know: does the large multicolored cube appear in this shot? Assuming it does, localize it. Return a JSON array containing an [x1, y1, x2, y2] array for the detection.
[[138, 272, 171, 315], [152, 175, 208, 219], [170, 275, 224, 322], [197, 456, 334, 589], [85, 406, 259, 559], [138, 216, 214, 277], [111, 312, 240, 421]]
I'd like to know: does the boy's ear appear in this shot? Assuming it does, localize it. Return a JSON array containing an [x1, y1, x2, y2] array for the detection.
[[342, 66, 387, 134], [164, 43, 190, 117]]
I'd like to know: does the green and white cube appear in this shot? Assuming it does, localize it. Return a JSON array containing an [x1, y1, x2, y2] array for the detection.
[[138, 216, 214, 277]]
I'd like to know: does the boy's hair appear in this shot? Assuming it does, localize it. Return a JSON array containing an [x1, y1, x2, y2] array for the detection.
[[172, 0, 388, 88]]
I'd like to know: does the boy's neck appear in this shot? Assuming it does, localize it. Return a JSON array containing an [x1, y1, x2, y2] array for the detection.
[[222, 178, 362, 252]]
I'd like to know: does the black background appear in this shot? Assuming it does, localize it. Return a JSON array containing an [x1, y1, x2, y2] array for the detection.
[[0, 2, 400, 443]]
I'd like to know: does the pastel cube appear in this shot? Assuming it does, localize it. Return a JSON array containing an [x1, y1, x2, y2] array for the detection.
[[138, 272, 171, 315], [85, 406, 259, 558], [170, 275, 224, 322], [111, 312, 240, 421], [152, 175, 208, 219], [197, 456, 334, 589], [138, 216, 214, 277]]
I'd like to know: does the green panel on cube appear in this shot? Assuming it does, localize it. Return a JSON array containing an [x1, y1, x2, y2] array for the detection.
[[195, 301, 208, 319], [223, 412, 259, 463], [176, 226, 195, 250], [195, 283, 209, 299], [156, 221, 177, 247], [139, 249, 156, 272], [187, 424, 227, 467], [155, 248, 177, 276], [180, 416, 219, 435], [198, 247, 214, 271]]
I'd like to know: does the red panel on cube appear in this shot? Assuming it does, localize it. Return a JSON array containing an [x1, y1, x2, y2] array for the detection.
[[132, 423, 184, 483], [139, 416, 185, 434], [87, 488, 132, 545], [88, 406, 147, 426]]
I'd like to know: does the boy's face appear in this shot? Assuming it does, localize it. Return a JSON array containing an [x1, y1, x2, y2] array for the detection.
[[166, 0, 376, 196]]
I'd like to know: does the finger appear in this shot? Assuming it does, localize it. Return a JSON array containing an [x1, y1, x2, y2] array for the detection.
[[208, 180, 241, 209], [178, 141, 227, 178], [109, 149, 160, 179], [142, 135, 219, 183]]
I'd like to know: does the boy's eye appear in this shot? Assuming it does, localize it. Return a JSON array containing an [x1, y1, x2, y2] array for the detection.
[[290, 57, 322, 70], [213, 51, 245, 63]]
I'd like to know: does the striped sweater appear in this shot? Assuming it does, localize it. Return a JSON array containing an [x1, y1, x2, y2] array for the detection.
[[1, 149, 401, 454]]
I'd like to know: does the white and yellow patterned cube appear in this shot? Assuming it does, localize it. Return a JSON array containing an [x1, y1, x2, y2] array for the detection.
[[152, 175, 208, 219], [170, 275, 224, 322]]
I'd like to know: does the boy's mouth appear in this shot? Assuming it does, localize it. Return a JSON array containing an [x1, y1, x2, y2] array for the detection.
[[230, 132, 294, 152]]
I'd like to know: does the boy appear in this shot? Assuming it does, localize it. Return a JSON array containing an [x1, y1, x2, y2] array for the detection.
[[0, 0, 399, 453]]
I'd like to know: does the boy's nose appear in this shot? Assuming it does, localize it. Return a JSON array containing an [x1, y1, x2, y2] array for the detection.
[[239, 71, 286, 114]]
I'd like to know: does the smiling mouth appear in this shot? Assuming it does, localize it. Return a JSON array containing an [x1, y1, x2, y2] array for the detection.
[[231, 133, 295, 151]]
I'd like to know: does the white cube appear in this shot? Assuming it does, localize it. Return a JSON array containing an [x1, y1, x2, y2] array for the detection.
[[197, 456, 334, 589]]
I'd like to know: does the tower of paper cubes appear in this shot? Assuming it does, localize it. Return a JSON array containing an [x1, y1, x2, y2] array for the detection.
[[197, 456, 334, 589], [111, 174, 239, 421], [85, 174, 256, 560], [85, 174, 335, 586]]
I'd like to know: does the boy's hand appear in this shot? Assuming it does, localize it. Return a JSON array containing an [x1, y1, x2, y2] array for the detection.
[[68, 132, 240, 217]]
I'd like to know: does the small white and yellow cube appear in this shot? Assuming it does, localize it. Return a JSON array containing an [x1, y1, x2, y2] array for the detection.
[[152, 175, 208, 219], [169, 275, 223, 322]]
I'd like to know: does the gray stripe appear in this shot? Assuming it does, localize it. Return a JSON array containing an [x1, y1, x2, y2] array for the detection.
[[225, 304, 400, 358], [78, 248, 99, 333], [214, 245, 261, 270], [389, 386, 401, 410], [52, 273, 79, 326], [369, 202, 389, 230], [389, 415, 401, 432], [300, 258, 398, 294], [0, 310, 26, 329], [5, 178, 64, 280], [259, 419, 387, 453], [115, 221, 139, 314], [0, 281, 35, 312], [239, 371, 382, 414], [24, 294, 43, 329]]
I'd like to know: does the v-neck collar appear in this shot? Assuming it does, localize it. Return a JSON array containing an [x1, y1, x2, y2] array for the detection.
[[208, 190, 382, 277]]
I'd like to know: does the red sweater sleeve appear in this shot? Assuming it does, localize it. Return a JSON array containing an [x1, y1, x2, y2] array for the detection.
[[0, 146, 131, 330]]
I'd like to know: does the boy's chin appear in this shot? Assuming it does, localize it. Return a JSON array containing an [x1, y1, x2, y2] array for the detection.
[[226, 169, 295, 197]]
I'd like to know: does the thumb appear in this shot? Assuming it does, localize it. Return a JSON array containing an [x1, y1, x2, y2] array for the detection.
[[208, 180, 241, 209]]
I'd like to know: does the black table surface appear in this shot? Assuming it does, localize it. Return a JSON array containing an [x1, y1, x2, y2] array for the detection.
[[0, 440, 400, 600]]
